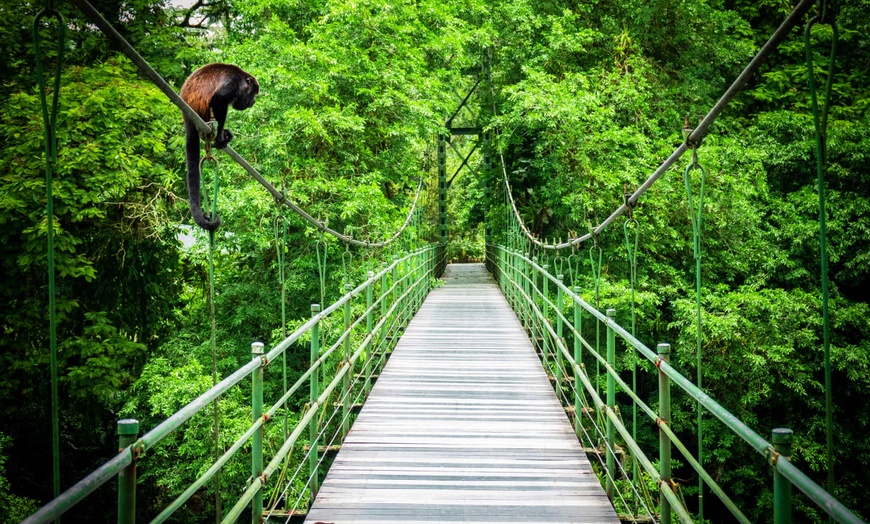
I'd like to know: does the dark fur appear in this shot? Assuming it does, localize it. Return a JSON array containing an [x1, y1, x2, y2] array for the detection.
[[180, 63, 259, 230]]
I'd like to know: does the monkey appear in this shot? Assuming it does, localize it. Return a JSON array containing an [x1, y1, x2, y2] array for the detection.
[[180, 63, 259, 231]]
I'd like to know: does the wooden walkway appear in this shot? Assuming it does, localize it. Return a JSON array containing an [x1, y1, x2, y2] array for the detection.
[[305, 263, 619, 524]]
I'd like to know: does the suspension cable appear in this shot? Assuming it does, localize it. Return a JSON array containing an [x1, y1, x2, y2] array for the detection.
[[201, 152, 223, 522], [70, 0, 427, 249], [683, 129, 707, 522], [805, 0, 838, 499], [622, 192, 639, 487], [32, 0, 66, 505], [493, 0, 815, 251], [274, 208, 290, 439]]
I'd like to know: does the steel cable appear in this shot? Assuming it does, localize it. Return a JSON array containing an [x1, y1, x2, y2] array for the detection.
[[493, 0, 815, 251]]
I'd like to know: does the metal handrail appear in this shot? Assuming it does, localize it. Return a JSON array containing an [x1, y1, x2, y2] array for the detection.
[[487, 243, 865, 524], [23, 245, 445, 524]]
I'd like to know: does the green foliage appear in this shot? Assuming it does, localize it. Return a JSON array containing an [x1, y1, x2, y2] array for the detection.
[[3, 0, 869, 522], [0, 434, 39, 522]]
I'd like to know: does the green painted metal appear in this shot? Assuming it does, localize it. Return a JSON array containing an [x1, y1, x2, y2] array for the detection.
[[623, 215, 639, 486], [438, 134, 447, 244], [605, 308, 616, 500], [343, 283, 353, 440], [572, 286, 583, 437], [542, 264, 550, 372], [657, 343, 672, 524], [774, 428, 794, 524], [555, 275, 564, 386], [684, 147, 707, 522], [32, 7, 66, 508], [805, 9, 838, 497], [22, 183, 437, 524], [117, 419, 139, 524], [489, 250, 693, 522], [309, 303, 321, 502], [488, 244, 866, 524], [365, 272, 374, 395], [251, 342, 265, 524]]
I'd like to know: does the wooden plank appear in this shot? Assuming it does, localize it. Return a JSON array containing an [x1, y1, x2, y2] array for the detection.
[[304, 263, 620, 523]]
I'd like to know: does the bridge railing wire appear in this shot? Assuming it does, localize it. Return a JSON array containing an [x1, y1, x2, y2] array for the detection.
[[70, 0, 426, 249], [23, 246, 442, 524], [492, 0, 815, 251], [261, 252, 433, 522], [488, 244, 866, 524]]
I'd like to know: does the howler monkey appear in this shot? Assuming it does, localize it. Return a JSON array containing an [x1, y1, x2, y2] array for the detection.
[[180, 63, 259, 231]]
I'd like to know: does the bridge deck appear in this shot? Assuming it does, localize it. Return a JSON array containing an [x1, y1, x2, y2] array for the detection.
[[305, 263, 619, 524]]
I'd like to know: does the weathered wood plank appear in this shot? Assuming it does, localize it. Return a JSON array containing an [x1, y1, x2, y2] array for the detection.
[[304, 263, 619, 523]]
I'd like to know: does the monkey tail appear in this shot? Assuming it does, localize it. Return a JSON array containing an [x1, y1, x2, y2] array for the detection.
[[185, 121, 222, 231]]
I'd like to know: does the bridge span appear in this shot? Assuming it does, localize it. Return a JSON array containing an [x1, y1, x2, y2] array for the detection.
[[306, 263, 619, 524]]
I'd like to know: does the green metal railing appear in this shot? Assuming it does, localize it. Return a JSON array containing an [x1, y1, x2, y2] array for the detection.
[[487, 243, 865, 524], [23, 245, 445, 524]]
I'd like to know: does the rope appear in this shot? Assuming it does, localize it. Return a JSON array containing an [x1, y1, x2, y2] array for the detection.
[[492, 0, 815, 251], [683, 135, 707, 522], [32, 1, 66, 504], [805, 0, 838, 498]]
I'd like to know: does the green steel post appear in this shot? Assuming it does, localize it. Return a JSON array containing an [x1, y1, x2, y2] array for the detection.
[[542, 265, 550, 372], [513, 249, 520, 310], [530, 256, 537, 335], [251, 342, 264, 524], [309, 304, 321, 501], [658, 343, 672, 524], [573, 286, 583, 436], [510, 251, 533, 320], [343, 283, 353, 440], [380, 261, 388, 357], [402, 252, 409, 324], [117, 419, 139, 524], [438, 134, 447, 243], [365, 272, 374, 395], [773, 428, 794, 524], [555, 274, 564, 387], [605, 308, 616, 499], [392, 257, 399, 331]]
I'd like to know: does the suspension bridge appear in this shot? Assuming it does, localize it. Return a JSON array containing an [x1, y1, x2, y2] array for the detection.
[[23, 0, 866, 523]]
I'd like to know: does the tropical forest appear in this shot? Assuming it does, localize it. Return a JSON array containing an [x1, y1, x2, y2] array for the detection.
[[1, 0, 868, 522]]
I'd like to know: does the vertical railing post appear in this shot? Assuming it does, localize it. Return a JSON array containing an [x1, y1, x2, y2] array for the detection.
[[542, 265, 550, 372], [117, 418, 139, 524], [343, 283, 353, 440], [658, 342, 672, 524], [251, 341, 265, 524], [605, 308, 616, 499], [555, 274, 564, 388], [573, 286, 583, 436], [529, 256, 537, 336], [309, 304, 321, 502], [365, 271, 374, 395], [380, 261, 388, 360], [402, 251, 409, 324], [509, 248, 515, 304], [438, 133, 448, 244], [391, 256, 399, 334], [773, 428, 794, 524]]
